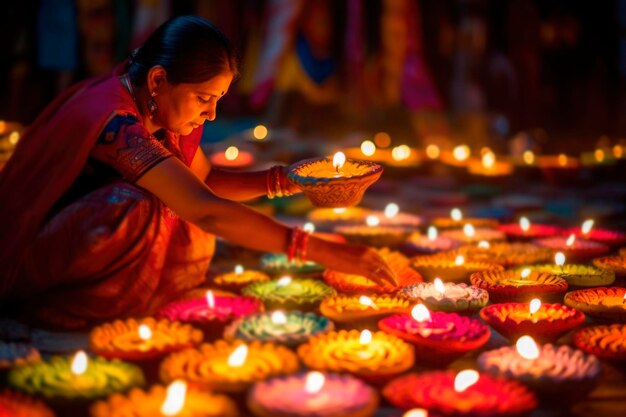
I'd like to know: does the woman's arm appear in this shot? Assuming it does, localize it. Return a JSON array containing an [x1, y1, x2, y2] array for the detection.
[[137, 157, 396, 287]]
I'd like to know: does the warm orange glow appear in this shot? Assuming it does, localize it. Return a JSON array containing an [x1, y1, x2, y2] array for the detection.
[[519, 217, 530, 232], [581, 219, 594, 235], [333, 152, 346, 171], [463, 223, 475, 237], [253, 125, 268, 140], [454, 370, 479, 392], [451, 208, 463, 221], [227, 345, 248, 367], [613, 145, 623, 158], [160, 380, 187, 416], [555, 252, 566, 266], [529, 298, 541, 315], [360, 140, 376, 156], [453, 145, 470, 161], [594, 149, 605, 163], [558, 154, 568, 166], [522, 150, 535, 165], [433, 278, 445, 297], [481, 152, 495, 168], [391, 145, 411, 161], [478, 240, 490, 248], [359, 329, 372, 345], [516, 335, 540, 360], [425, 144, 440, 159], [366, 215, 380, 227], [234, 264, 244, 275], [303, 222, 315, 233], [384, 203, 399, 218], [138, 324, 152, 341], [566, 234, 576, 247], [359, 295, 378, 310], [333, 208, 346, 214], [520, 268, 531, 279], [0, 121, 5, 132], [374, 132, 391, 148], [455, 255, 465, 266], [271, 311, 287, 324], [224, 146, 239, 161], [277, 276, 292, 287], [403, 409, 428, 417], [71, 351, 88, 375], [205, 290, 215, 309], [8, 132, 20, 145], [304, 371, 325, 394], [411, 304, 431, 322], [427, 226, 438, 241]]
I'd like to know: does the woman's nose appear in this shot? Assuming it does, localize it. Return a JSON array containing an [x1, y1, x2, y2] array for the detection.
[[202, 104, 217, 121]]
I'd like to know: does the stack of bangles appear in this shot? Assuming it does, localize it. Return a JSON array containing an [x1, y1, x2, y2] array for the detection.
[[266, 165, 292, 199], [287, 226, 312, 264]]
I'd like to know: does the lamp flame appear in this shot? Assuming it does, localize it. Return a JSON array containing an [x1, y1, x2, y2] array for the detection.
[[529, 298, 541, 315], [304, 371, 325, 394], [392, 145, 411, 161], [520, 268, 531, 279], [523, 150, 535, 165], [138, 324, 152, 341], [366, 215, 380, 227], [160, 380, 187, 416], [516, 336, 540, 360], [359, 329, 372, 345], [277, 276, 292, 287], [482, 152, 496, 168], [452, 145, 470, 161], [454, 370, 479, 393], [271, 311, 287, 324], [426, 144, 440, 159], [558, 154, 568, 166], [455, 255, 465, 266], [205, 290, 215, 309], [433, 278, 445, 297], [566, 234, 576, 247], [451, 208, 463, 221], [519, 217, 530, 232], [71, 350, 88, 375], [411, 304, 431, 323], [333, 152, 346, 171], [427, 226, 438, 241], [360, 140, 376, 156], [555, 252, 566, 266], [227, 345, 248, 367], [384, 203, 399, 218], [463, 224, 475, 237], [224, 146, 239, 161], [303, 222, 315, 233], [403, 410, 429, 417], [333, 208, 346, 214], [234, 264, 244, 275], [581, 219, 594, 235], [359, 295, 378, 310], [478, 240, 490, 249], [253, 124, 268, 140]]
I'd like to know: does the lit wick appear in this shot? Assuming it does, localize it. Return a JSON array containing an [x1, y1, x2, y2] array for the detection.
[[333, 152, 346, 176]]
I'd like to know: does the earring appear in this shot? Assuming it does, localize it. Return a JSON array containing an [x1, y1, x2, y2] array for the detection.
[[147, 91, 158, 120]]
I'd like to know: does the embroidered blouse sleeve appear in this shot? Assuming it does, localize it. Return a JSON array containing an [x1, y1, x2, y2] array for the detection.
[[91, 114, 173, 182]]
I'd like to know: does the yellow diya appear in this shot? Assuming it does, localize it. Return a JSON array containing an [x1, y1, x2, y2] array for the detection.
[[297, 329, 414, 385], [89, 318, 203, 361], [456, 242, 554, 268], [333, 224, 411, 248], [516, 263, 615, 288], [470, 269, 568, 302], [573, 324, 626, 362], [564, 287, 626, 323], [323, 248, 422, 294], [593, 256, 626, 280], [410, 253, 503, 283], [319, 294, 412, 329], [159, 340, 299, 393], [212, 265, 271, 292]]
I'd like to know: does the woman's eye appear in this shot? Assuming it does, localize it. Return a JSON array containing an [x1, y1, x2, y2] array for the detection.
[[198, 96, 211, 104]]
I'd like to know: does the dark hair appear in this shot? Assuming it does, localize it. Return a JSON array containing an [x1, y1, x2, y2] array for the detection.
[[128, 15, 239, 86]]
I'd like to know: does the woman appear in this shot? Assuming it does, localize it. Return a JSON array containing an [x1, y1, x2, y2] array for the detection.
[[0, 16, 395, 329]]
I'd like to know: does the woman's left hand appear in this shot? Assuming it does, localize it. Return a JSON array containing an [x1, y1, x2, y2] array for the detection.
[[281, 166, 302, 196]]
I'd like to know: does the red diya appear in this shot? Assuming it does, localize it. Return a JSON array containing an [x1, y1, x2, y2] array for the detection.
[[573, 324, 626, 362], [497, 217, 560, 241], [156, 290, 264, 340], [479, 299, 584, 343], [383, 370, 537, 417], [441, 226, 506, 245], [564, 286, 626, 323], [534, 235, 609, 261], [0, 390, 55, 417], [470, 269, 568, 303], [562, 221, 626, 247], [323, 248, 422, 294], [378, 304, 490, 366], [593, 256, 626, 280], [209, 145, 255, 169], [410, 253, 504, 283]]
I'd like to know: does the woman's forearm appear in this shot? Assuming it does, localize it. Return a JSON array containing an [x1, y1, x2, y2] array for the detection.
[[204, 168, 268, 201]]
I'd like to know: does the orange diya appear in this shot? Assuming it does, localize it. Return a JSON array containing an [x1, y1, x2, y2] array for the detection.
[[479, 298, 584, 343], [455, 242, 554, 268], [160, 340, 299, 393], [593, 256, 626, 281], [410, 253, 503, 283], [297, 329, 414, 385], [470, 268, 568, 302], [378, 304, 490, 366], [212, 264, 271, 293], [573, 324, 626, 362], [564, 286, 626, 323], [323, 248, 422, 294], [319, 294, 412, 330]]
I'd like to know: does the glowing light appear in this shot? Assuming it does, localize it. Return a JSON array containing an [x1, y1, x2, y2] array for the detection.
[[529, 298, 541, 315], [271, 311, 287, 324], [0, 121, 4, 132], [454, 370, 479, 392], [359, 329, 372, 345], [359, 295, 378, 310], [523, 150, 535, 165], [566, 234, 576, 247], [253, 125, 268, 140], [452, 145, 470, 161], [425, 144, 440, 159], [160, 380, 187, 416], [558, 154, 568, 166], [303, 222, 315, 233], [481, 151, 496, 168], [227, 345, 248, 367], [333, 152, 346, 171], [277, 276, 292, 287], [8, 132, 19, 145], [581, 219, 594, 235], [366, 215, 380, 227], [224, 146, 239, 161], [478, 240, 490, 248], [451, 208, 463, 221], [304, 371, 325, 394], [555, 252, 566, 266], [613, 145, 623, 158], [391, 145, 411, 161], [516, 336, 539, 360], [403, 410, 429, 417], [427, 226, 438, 241], [205, 290, 215, 309], [433, 278, 445, 297], [333, 208, 346, 214], [384, 203, 399, 218], [519, 217, 530, 232], [234, 264, 244, 275], [360, 140, 376, 156], [374, 132, 391, 148], [463, 223, 475, 237], [455, 255, 465, 266], [411, 304, 431, 323], [138, 325, 152, 341], [71, 351, 88, 375], [520, 268, 531, 279], [594, 149, 605, 163]]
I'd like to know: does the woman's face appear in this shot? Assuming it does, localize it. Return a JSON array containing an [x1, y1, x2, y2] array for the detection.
[[157, 71, 233, 135]]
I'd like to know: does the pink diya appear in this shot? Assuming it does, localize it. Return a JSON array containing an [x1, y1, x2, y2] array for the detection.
[[209, 145, 255, 169], [497, 217, 560, 241], [534, 234, 609, 261], [564, 286, 626, 323], [562, 219, 626, 247], [378, 304, 490, 366], [477, 336, 602, 403], [470, 269, 568, 303], [400, 226, 460, 256], [479, 299, 584, 343], [573, 324, 626, 362], [156, 290, 264, 340], [383, 370, 537, 417]]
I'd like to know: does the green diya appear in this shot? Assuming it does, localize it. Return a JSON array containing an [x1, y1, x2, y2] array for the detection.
[[242, 277, 336, 311]]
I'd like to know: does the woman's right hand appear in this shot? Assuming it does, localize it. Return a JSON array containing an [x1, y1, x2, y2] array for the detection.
[[308, 237, 397, 289]]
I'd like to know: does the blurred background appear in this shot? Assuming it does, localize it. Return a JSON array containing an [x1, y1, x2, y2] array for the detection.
[[1, 0, 625, 154]]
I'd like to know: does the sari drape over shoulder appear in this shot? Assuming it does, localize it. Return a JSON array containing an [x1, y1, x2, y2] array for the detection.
[[0, 63, 212, 328]]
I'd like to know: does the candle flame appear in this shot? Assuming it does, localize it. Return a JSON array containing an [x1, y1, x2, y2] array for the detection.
[[8, 132, 20, 145], [303, 222, 316, 233], [566, 234, 576, 247], [426, 144, 440, 159], [520, 268, 531, 279], [359, 329, 372, 345], [234, 264, 244, 275], [451, 208, 463, 221], [581, 219, 594, 235], [333, 208, 346, 214], [359, 295, 378, 310], [558, 154, 568, 166], [360, 140, 376, 156], [224, 146, 239, 161], [391, 145, 411, 161], [333, 152, 346, 170], [481, 152, 496, 168], [453, 145, 470, 161], [227, 345, 248, 367], [160, 380, 187, 416], [516, 336, 540, 360], [366, 215, 380, 227], [463, 223, 475, 237], [427, 226, 438, 241], [455, 255, 465, 266], [454, 370, 479, 393], [411, 304, 431, 322], [403, 410, 429, 417], [433, 278, 445, 296], [138, 324, 152, 341], [523, 150, 535, 165], [384, 203, 399, 218], [595, 149, 605, 163], [478, 240, 490, 249], [253, 125, 268, 140], [555, 252, 566, 266], [304, 371, 325, 394], [529, 298, 542, 315], [519, 217, 530, 232], [277, 276, 292, 287], [71, 350, 88, 375], [206, 290, 215, 309], [271, 310, 287, 324]]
